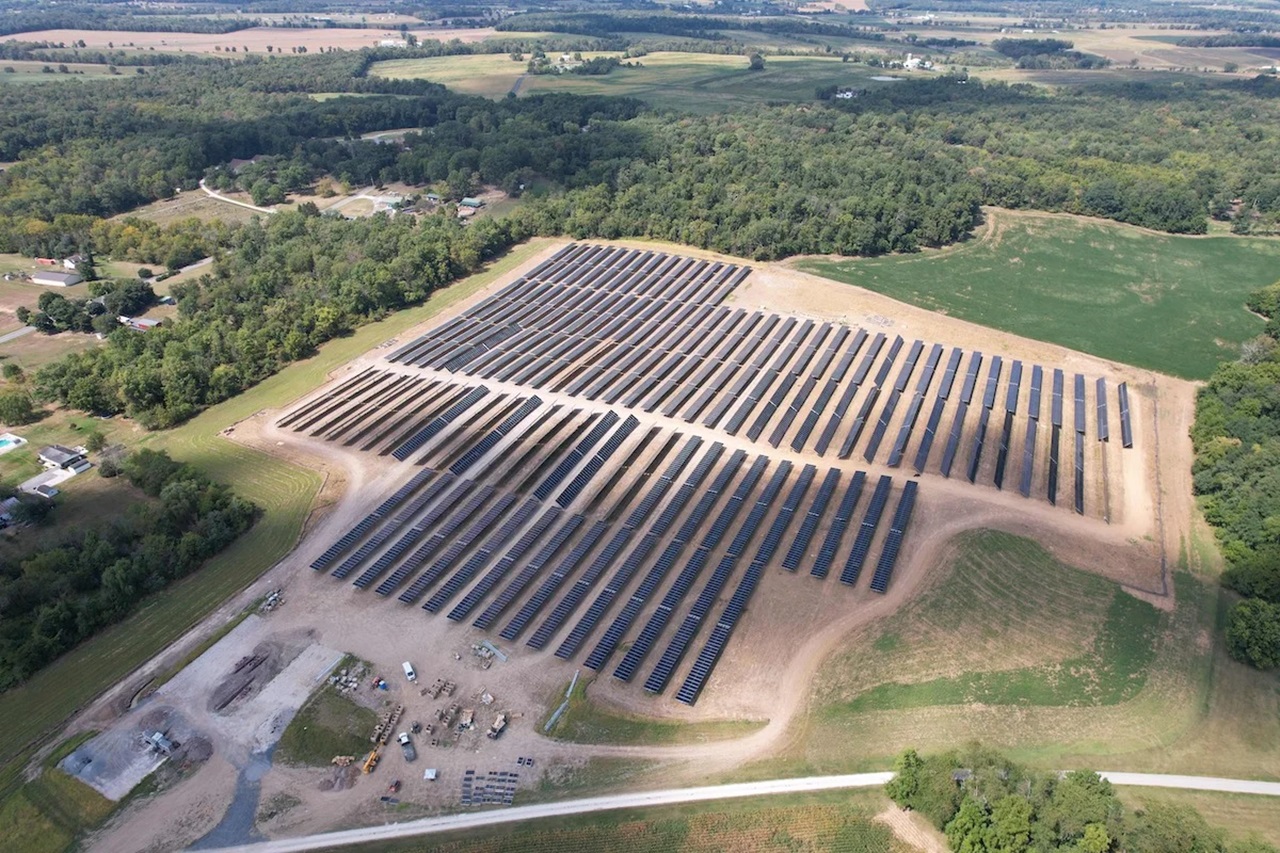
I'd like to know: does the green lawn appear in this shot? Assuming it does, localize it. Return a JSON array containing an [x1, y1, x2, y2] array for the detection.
[[372, 51, 899, 112], [275, 686, 377, 767], [542, 676, 766, 745], [796, 210, 1279, 379], [0, 240, 550, 812], [747, 529, 1280, 781], [332, 788, 907, 853]]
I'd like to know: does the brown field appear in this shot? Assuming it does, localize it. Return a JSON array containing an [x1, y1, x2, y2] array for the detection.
[[15, 26, 499, 56], [116, 189, 264, 227]]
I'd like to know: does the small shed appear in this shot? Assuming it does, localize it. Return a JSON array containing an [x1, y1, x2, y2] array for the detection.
[[31, 271, 83, 288], [459, 197, 485, 209]]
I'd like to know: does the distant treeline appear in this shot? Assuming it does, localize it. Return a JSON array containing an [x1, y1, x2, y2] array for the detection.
[[496, 11, 889, 43], [0, 40, 225, 67], [1177, 34, 1280, 49], [0, 6, 260, 37], [0, 449, 257, 690]]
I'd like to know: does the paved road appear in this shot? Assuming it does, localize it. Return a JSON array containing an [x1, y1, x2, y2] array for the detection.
[[205, 771, 1280, 853], [199, 179, 277, 215], [0, 325, 36, 344]]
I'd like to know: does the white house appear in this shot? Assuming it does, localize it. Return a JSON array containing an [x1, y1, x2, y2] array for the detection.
[[63, 253, 87, 270]]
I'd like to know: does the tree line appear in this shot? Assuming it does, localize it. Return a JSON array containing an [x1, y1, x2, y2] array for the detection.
[[1193, 281, 1280, 672], [0, 449, 257, 690], [886, 746, 1276, 852]]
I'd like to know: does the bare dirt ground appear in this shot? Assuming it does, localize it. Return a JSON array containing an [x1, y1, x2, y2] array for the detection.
[[17, 27, 498, 55], [876, 804, 949, 853], [62, 238, 1193, 850]]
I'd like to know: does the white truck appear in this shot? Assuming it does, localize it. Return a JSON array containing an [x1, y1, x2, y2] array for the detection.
[[402, 661, 416, 682]]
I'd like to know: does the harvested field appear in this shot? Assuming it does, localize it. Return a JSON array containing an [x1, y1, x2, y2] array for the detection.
[[116, 189, 263, 226]]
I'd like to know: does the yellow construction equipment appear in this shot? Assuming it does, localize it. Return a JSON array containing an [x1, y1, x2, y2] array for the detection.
[[362, 747, 381, 774]]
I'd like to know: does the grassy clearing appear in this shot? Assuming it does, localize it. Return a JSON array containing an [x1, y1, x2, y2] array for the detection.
[[0, 239, 549, 804], [797, 210, 1279, 379], [330, 789, 904, 853], [276, 687, 377, 767], [0, 61, 125, 83], [373, 51, 897, 112], [114, 189, 264, 227], [543, 676, 765, 745], [754, 530, 1280, 781]]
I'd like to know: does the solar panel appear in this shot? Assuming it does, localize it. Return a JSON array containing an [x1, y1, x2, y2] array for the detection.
[[1074, 431, 1085, 516], [398, 493, 517, 603], [336, 474, 459, 582], [391, 387, 489, 461], [1005, 360, 1023, 414], [1028, 365, 1044, 419], [425, 498, 542, 612], [1074, 373, 1087, 435], [869, 481, 918, 593], [1051, 368, 1065, 428], [1047, 425, 1061, 506], [810, 471, 865, 578], [311, 468, 436, 570], [966, 406, 991, 484], [940, 402, 969, 478], [958, 352, 984, 404], [1019, 418, 1038, 498], [839, 474, 892, 586], [473, 514, 584, 630], [1118, 382, 1133, 448], [993, 410, 1015, 490], [500, 519, 610, 640], [1096, 377, 1109, 442]]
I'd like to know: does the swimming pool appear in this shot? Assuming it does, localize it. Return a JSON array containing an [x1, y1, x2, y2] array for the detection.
[[0, 433, 26, 455]]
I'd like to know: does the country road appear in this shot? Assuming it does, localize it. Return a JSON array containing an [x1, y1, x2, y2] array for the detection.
[[0, 325, 36, 345], [199, 179, 277, 215], [205, 771, 1280, 853]]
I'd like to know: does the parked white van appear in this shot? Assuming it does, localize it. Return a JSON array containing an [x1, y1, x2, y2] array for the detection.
[[402, 661, 416, 682]]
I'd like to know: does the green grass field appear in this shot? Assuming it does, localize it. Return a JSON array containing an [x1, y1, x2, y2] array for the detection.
[[796, 210, 1279, 379], [0, 61, 127, 83], [352, 789, 907, 853], [276, 686, 377, 767], [748, 530, 1280, 781], [543, 676, 765, 745], [0, 240, 552, 832], [372, 51, 897, 112]]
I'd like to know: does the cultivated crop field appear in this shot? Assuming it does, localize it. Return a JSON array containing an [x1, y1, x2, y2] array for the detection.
[[797, 210, 1276, 379], [372, 51, 898, 111], [15, 26, 499, 56]]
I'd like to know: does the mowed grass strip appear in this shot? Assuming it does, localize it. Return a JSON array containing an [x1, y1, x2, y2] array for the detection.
[[0, 239, 550, 799], [797, 210, 1278, 379], [372, 51, 890, 112], [352, 789, 905, 853]]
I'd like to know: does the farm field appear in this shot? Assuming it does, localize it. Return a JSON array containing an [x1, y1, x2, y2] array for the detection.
[[14, 26, 499, 56], [372, 51, 901, 111], [0, 60, 130, 83], [752, 529, 1280, 781], [796, 209, 1277, 379], [0, 240, 551, 821], [1118, 788, 1280, 848], [115, 189, 263, 227]]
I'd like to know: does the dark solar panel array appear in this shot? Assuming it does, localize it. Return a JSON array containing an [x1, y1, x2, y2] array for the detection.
[[869, 480, 918, 593], [532, 411, 620, 502], [473, 513, 585, 630], [940, 352, 983, 477], [814, 332, 884, 455], [863, 339, 924, 463], [310, 468, 436, 570], [914, 347, 962, 473], [840, 474, 893, 586], [1051, 369, 1065, 428], [349, 475, 463, 588], [674, 466, 814, 705], [424, 498, 542, 612], [1074, 432, 1085, 516], [448, 506, 564, 621], [613, 453, 765, 683], [888, 343, 943, 467], [1096, 377, 1109, 442], [810, 471, 866, 579], [782, 468, 840, 572], [993, 360, 1021, 490], [448, 396, 542, 476], [554, 415, 641, 508], [793, 329, 866, 452], [1118, 382, 1134, 448], [966, 358, 1003, 484], [333, 474, 459, 581], [1020, 365, 1044, 498], [391, 387, 489, 461], [500, 519, 610, 640], [397, 493, 518, 603], [371, 481, 481, 596], [1073, 373, 1087, 435]]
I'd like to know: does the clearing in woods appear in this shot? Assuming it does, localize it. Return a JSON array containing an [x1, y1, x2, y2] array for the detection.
[[796, 210, 1278, 380], [371, 51, 899, 111], [751, 530, 1280, 780]]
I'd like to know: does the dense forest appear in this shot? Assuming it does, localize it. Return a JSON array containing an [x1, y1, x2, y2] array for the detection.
[[1194, 283, 1280, 672], [885, 746, 1276, 852], [0, 449, 257, 689]]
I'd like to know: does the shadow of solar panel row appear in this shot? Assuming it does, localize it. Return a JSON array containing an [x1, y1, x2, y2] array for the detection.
[[840, 474, 893, 586], [612, 454, 763, 682], [1047, 426, 1061, 506], [862, 387, 902, 463], [810, 471, 866, 579], [474, 513, 584, 630], [1051, 368, 1065, 428], [869, 480, 918, 594], [398, 492, 517, 603], [994, 411, 1015, 490], [638, 457, 779, 692], [448, 397, 542, 476], [391, 387, 489, 461], [311, 468, 436, 570], [425, 497, 542, 612], [581, 445, 734, 670], [1074, 373, 1087, 434], [782, 468, 839, 571], [499, 518, 608, 640], [967, 407, 991, 484], [1096, 377, 1110, 442], [1118, 382, 1133, 448], [532, 411, 620, 502], [940, 402, 968, 478], [1074, 432, 1085, 515], [448, 506, 564, 622], [334, 473, 459, 581], [556, 415, 640, 508], [374, 481, 486, 595]]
